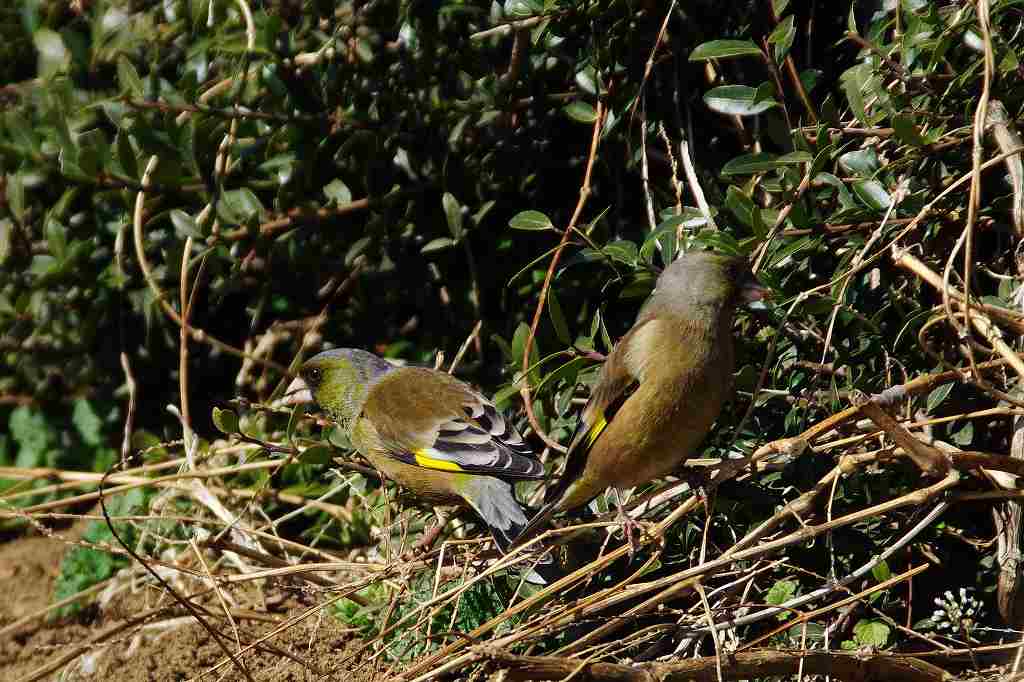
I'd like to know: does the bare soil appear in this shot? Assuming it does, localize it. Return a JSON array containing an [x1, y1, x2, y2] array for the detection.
[[0, 526, 385, 681]]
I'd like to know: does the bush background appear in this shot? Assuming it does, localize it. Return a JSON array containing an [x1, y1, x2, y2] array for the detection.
[[3, 0, 1024, 674]]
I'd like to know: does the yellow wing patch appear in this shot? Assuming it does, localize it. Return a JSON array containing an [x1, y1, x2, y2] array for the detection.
[[585, 415, 608, 448], [413, 449, 465, 472]]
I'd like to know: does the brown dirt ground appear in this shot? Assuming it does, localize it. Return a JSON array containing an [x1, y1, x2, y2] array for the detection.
[[0, 525, 388, 681]]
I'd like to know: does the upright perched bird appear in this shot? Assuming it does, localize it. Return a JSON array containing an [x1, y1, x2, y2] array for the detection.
[[518, 250, 767, 545], [284, 349, 545, 553]]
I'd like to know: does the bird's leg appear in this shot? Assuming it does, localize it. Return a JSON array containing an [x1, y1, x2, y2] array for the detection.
[[679, 465, 712, 494], [400, 508, 450, 561], [613, 488, 642, 557]]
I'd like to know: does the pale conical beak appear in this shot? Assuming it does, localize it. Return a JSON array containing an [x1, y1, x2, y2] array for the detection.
[[281, 376, 314, 405]]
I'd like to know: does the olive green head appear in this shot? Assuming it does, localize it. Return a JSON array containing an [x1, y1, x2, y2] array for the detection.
[[646, 250, 767, 319], [285, 348, 394, 427]]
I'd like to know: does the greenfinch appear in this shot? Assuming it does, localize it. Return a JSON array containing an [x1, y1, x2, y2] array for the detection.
[[519, 250, 767, 544], [284, 349, 545, 554]]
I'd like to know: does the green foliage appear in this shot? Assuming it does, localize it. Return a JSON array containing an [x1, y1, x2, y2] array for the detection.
[[333, 572, 522, 662], [0, 0, 1023, 666], [1, 399, 117, 508], [842, 619, 891, 650], [51, 488, 149, 618]]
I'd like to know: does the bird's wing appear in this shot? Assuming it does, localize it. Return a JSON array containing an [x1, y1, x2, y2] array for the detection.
[[539, 318, 651, 506], [362, 368, 544, 480], [513, 318, 659, 546]]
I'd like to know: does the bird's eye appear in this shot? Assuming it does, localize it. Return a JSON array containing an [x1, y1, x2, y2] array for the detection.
[[306, 367, 322, 385]]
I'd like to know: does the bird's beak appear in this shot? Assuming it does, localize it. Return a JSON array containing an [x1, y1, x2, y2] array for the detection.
[[739, 272, 770, 303], [281, 376, 314, 405]]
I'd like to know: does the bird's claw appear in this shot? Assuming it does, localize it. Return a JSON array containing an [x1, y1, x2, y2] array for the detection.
[[619, 513, 643, 558]]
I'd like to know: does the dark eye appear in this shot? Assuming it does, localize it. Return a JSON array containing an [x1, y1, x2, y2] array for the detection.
[[306, 367, 322, 385]]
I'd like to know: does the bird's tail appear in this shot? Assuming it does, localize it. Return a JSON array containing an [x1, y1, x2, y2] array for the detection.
[[510, 499, 558, 550], [458, 477, 558, 584]]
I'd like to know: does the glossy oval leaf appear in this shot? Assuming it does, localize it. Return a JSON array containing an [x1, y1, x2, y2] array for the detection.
[[704, 85, 779, 116], [690, 40, 762, 61], [852, 179, 891, 211], [563, 101, 598, 124], [721, 153, 803, 175], [509, 210, 554, 231]]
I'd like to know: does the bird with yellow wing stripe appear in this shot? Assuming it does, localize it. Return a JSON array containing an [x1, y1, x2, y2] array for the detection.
[[284, 348, 545, 555], [517, 250, 768, 549]]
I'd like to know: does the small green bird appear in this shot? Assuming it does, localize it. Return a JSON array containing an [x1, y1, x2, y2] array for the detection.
[[284, 349, 545, 554], [518, 250, 767, 545]]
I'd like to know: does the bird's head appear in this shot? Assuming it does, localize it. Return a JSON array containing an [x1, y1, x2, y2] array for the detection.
[[651, 250, 768, 318], [283, 348, 394, 424]]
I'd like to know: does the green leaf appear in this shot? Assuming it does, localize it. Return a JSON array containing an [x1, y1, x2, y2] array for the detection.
[[117, 56, 144, 98], [300, 443, 334, 465], [10, 406, 56, 468], [603, 240, 638, 266], [170, 210, 203, 239], [327, 426, 351, 450], [45, 220, 67, 261], [212, 407, 239, 435], [838, 149, 879, 176], [509, 210, 554, 231], [766, 579, 797, 605], [59, 150, 89, 182], [472, 200, 496, 227], [504, 0, 536, 18], [768, 16, 796, 64], [548, 288, 571, 345], [952, 421, 974, 446], [926, 383, 953, 413], [703, 85, 778, 116], [892, 114, 926, 147], [6, 173, 25, 222], [0, 219, 11, 266], [720, 153, 808, 175], [354, 38, 374, 63], [535, 356, 589, 397], [871, 560, 891, 583], [324, 179, 352, 205], [726, 186, 756, 227], [511, 322, 540, 383], [852, 180, 891, 211], [34, 29, 69, 79], [841, 63, 873, 126], [853, 619, 890, 647], [640, 223, 678, 265], [217, 188, 264, 225], [563, 101, 598, 124], [689, 40, 762, 61], [115, 132, 138, 180], [421, 237, 455, 253], [72, 400, 103, 447], [575, 66, 599, 96], [286, 404, 302, 442], [775, 151, 812, 165], [346, 236, 372, 265], [442, 192, 463, 240]]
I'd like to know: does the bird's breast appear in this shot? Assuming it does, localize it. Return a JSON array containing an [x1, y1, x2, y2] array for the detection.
[[564, 327, 734, 507]]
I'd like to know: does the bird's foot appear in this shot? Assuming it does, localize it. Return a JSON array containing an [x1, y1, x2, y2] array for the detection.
[[618, 511, 643, 558], [679, 467, 711, 495]]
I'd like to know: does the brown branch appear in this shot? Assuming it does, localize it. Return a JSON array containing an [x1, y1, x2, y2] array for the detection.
[[483, 648, 950, 682], [858, 398, 951, 475], [519, 101, 606, 453], [132, 156, 290, 375], [124, 97, 321, 123]]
